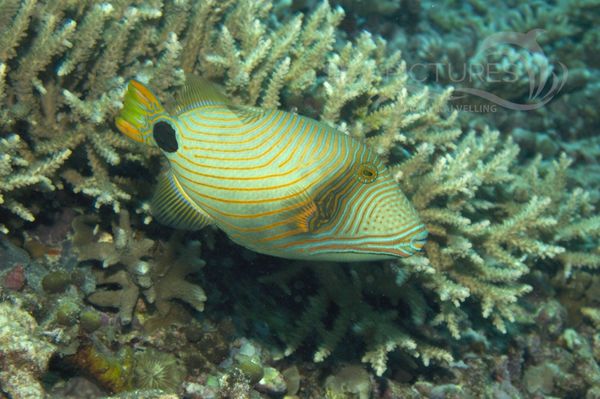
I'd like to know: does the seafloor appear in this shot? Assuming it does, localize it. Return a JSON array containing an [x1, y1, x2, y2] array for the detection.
[[1, 0, 599, 398]]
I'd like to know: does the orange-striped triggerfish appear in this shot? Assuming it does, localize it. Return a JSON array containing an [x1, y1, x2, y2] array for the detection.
[[115, 77, 427, 261]]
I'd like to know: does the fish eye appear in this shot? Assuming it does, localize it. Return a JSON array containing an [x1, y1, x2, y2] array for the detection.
[[356, 162, 378, 184], [153, 121, 178, 153]]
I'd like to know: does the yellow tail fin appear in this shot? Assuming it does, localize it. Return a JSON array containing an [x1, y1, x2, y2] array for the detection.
[[115, 80, 166, 144]]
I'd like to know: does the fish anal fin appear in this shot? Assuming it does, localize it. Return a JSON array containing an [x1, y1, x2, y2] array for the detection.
[[151, 172, 214, 230]]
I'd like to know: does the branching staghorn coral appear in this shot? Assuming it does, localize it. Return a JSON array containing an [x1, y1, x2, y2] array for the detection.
[[260, 261, 453, 376], [0, 134, 70, 233], [386, 128, 600, 367], [397, 128, 554, 333], [0, 0, 178, 217], [511, 154, 600, 276], [189, 0, 345, 107]]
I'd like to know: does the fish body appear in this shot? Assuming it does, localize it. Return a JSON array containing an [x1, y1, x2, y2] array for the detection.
[[116, 78, 427, 261]]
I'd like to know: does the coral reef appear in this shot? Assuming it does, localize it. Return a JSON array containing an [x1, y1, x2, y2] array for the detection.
[[392, 0, 600, 198], [73, 211, 206, 325], [258, 261, 452, 375], [255, 87, 599, 376], [0, 299, 56, 399], [0, 134, 70, 233], [0, 0, 599, 396], [0, 1, 168, 221]]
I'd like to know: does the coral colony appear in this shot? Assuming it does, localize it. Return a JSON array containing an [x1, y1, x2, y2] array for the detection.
[[0, 0, 599, 398]]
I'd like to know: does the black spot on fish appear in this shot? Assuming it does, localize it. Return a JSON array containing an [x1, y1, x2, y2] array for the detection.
[[153, 121, 178, 153]]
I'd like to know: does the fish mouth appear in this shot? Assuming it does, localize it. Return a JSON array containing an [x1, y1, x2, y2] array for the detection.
[[408, 228, 428, 253]]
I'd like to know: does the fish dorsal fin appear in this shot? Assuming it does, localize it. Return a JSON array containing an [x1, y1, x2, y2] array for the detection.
[[228, 104, 268, 124], [150, 172, 214, 230], [175, 75, 266, 124], [174, 75, 230, 114]]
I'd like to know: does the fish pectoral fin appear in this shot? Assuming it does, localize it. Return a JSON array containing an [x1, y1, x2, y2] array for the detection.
[[288, 184, 334, 235], [150, 172, 214, 230], [292, 197, 318, 234]]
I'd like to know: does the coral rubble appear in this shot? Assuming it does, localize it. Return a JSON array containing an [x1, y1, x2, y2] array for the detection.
[[0, 300, 56, 399]]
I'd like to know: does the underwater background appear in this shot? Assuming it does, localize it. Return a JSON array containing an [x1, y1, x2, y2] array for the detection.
[[0, 0, 599, 398]]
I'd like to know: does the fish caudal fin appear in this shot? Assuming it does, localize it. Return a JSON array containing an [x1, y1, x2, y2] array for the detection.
[[115, 80, 166, 144]]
